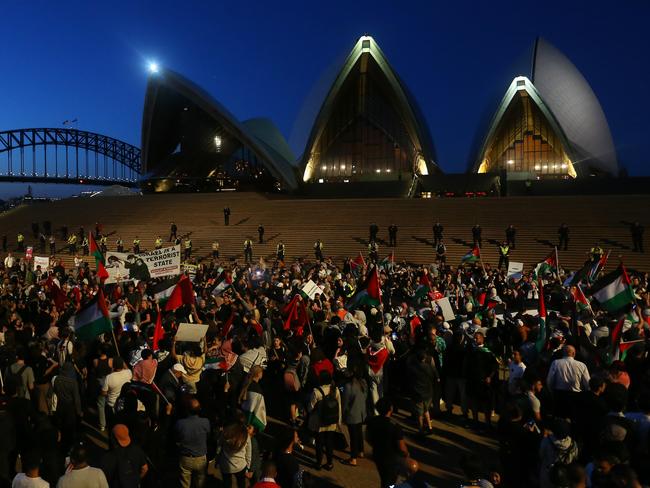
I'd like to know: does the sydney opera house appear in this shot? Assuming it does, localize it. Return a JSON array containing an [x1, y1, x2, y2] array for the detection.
[[140, 36, 617, 196]]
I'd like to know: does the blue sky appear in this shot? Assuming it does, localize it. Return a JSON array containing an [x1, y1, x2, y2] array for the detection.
[[0, 0, 648, 198]]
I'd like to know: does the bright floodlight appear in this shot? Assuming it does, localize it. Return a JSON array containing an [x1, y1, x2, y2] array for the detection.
[[148, 62, 159, 73]]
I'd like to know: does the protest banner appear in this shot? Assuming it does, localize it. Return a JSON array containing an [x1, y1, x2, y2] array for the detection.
[[175, 323, 208, 342], [33, 255, 50, 271], [104, 245, 181, 283], [435, 296, 456, 321]]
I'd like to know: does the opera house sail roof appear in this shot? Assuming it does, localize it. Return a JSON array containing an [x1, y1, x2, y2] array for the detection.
[[472, 38, 618, 179], [299, 36, 439, 184], [141, 68, 298, 191]]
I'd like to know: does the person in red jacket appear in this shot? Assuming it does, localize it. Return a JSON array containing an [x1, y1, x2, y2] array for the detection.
[[252, 461, 281, 488]]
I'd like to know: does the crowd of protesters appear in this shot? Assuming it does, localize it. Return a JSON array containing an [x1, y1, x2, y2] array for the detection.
[[0, 220, 649, 488]]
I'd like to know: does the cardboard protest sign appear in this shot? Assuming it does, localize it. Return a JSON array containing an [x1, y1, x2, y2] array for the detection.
[[104, 245, 181, 283], [33, 255, 50, 271], [435, 297, 456, 321], [301, 280, 326, 299], [175, 323, 209, 342]]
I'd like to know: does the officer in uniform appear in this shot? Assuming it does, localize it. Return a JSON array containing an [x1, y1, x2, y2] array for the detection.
[[388, 224, 398, 247], [100, 235, 108, 254], [155, 236, 163, 250], [436, 241, 447, 265], [212, 241, 220, 259], [369, 223, 379, 242], [276, 241, 285, 262], [68, 234, 77, 255], [558, 223, 569, 251], [631, 221, 644, 253], [505, 224, 516, 249], [244, 238, 253, 263], [81, 236, 89, 255], [184, 237, 193, 260], [258, 224, 265, 244], [498, 241, 510, 270], [368, 240, 379, 262], [433, 222, 444, 247], [169, 222, 177, 242], [17, 232, 25, 251], [472, 224, 482, 248], [589, 243, 604, 263], [133, 236, 141, 254], [223, 207, 231, 226], [49, 235, 56, 255], [116, 236, 124, 253], [314, 239, 324, 261]]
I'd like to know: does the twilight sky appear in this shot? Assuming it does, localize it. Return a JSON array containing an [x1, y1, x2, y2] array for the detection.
[[0, 0, 648, 197]]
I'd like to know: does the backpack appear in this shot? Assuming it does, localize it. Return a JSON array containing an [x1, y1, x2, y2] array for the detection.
[[284, 366, 300, 392], [4, 365, 28, 393], [316, 387, 339, 426]]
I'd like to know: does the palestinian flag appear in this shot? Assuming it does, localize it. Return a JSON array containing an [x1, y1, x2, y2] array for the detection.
[[533, 252, 557, 279], [571, 284, 590, 312], [590, 265, 635, 312], [414, 271, 432, 301], [89, 233, 109, 282], [461, 246, 480, 264], [282, 295, 309, 335], [211, 273, 232, 297], [535, 280, 548, 353], [163, 275, 195, 311], [69, 289, 112, 341], [151, 277, 180, 306], [379, 252, 394, 270], [350, 253, 366, 277], [588, 251, 609, 283], [152, 311, 164, 351], [347, 266, 382, 309], [241, 382, 267, 432], [618, 339, 644, 361]]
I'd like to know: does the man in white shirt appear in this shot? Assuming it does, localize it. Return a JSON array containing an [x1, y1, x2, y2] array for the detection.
[[507, 350, 526, 395], [4, 252, 15, 269], [12, 453, 50, 488], [101, 357, 132, 415], [546, 345, 590, 418], [57, 443, 108, 488]]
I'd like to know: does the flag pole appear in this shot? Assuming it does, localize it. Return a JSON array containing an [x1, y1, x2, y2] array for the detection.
[[478, 244, 486, 276], [111, 327, 121, 358], [554, 246, 561, 282]]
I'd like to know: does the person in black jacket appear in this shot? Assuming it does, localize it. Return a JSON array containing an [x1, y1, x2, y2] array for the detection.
[[465, 329, 498, 429], [558, 223, 569, 251], [444, 330, 469, 418], [223, 207, 231, 226], [407, 349, 439, 433], [505, 224, 516, 249], [433, 222, 443, 247], [369, 223, 379, 243], [472, 224, 482, 248], [388, 224, 398, 247]]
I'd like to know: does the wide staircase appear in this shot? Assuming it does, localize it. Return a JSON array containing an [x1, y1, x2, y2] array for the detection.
[[1, 192, 649, 273]]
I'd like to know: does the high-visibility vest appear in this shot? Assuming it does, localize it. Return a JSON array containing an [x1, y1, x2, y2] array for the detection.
[[277, 244, 285, 253], [185, 240, 192, 249], [244, 240, 252, 249], [499, 245, 509, 256], [155, 238, 163, 247], [133, 239, 140, 245], [17, 234, 24, 242], [212, 242, 219, 250]]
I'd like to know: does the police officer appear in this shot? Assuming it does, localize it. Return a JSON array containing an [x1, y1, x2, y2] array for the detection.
[[67, 234, 77, 255], [155, 236, 163, 250], [244, 238, 253, 263], [589, 243, 604, 263], [49, 235, 56, 255], [17, 232, 25, 251], [314, 239, 324, 261], [433, 222, 444, 247], [223, 207, 231, 226], [436, 241, 447, 265], [505, 224, 516, 249], [369, 223, 379, 242], [258, 224, 265, 244], [169, 222, 177, 242], [116, 236, 124, 253], [212, 241, 220, 259], [81, 236, 89, 255], [100, 234, 108, 254], [276, 241, 285, 262], [184, 237, 193, 260], [558, 223, 569, 251], [631, 221, 644, 253], [133, 236, 141, 254], [368, 240, 379, 262], [472, 224, 482, 248], [498, 241, 510, 270], [388, 224, 398, 247], [39, 233, 46, 253]]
